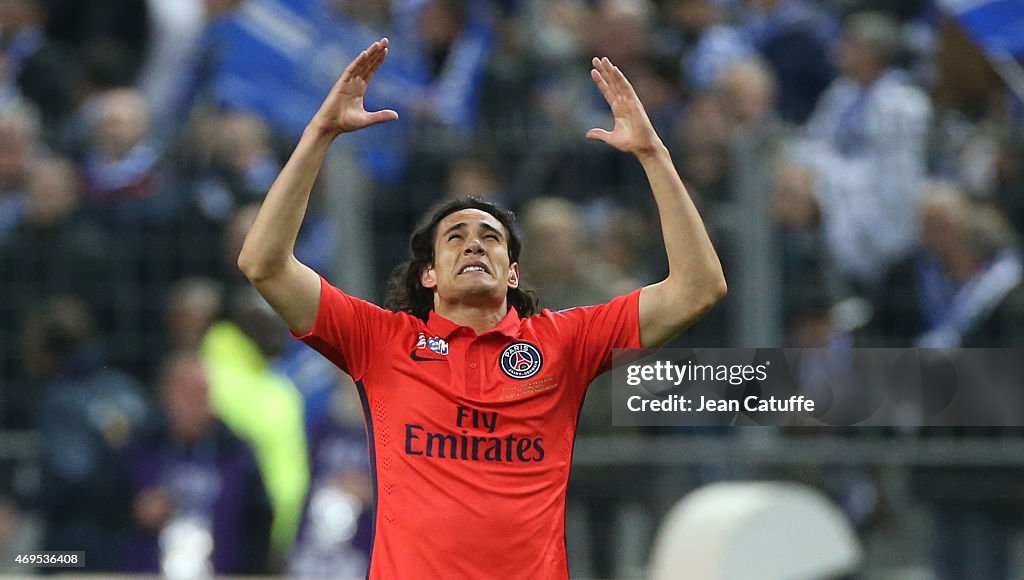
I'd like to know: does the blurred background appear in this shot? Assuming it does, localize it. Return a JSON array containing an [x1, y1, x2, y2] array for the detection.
[[1, 0, 1024, 577]]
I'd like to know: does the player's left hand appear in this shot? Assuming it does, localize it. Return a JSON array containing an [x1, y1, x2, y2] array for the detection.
[[586, 57, 664, 158]]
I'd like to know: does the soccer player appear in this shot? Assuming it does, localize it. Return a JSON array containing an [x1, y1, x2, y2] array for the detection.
[[238, 38, 726, 579]]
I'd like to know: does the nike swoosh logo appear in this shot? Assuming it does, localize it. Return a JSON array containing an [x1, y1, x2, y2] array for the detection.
[[410, 351, 446, 362]]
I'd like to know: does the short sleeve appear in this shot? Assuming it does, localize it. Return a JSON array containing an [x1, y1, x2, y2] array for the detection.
[[556, 289, 642, 383], [290, 277, 409, 380]]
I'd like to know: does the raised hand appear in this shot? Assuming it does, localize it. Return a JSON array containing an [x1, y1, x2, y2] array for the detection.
[[586, 57, 663, 158], [312, 38, 399, 137]]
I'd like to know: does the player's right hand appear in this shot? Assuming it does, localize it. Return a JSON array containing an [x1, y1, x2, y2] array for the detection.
[[310, 37, 399, 138]]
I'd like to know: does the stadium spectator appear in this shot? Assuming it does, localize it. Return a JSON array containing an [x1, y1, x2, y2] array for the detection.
[[199, 288, 309, 558], [288, 377, 373, 578], [209, 198, 335, 295], [0, 158, 121, 422], [122, 352, 272, 575], [403, 0, 494, 129], [0, 0, 80, 130], [444, 154, 503, 203], [602, 206, 659, 297], [579, 1, 675, 206], [163, 277, 223, 354], [137, 0, 206, 141], [667, 0, 754, 92], [379, 0, 497, 247], [192, 112, 280, 224], [797, 11, 931, 295], [916, 204, 1024, 348], [192, 128, 333, 281], [160, 109, 241, 283], [906, 194, 1024, 580], [0, 102, 41, 240], [42, 0, 149, 82], [524, 0, 592, 134], [628, 57, 688, 143], [274, 330, 346, 436], [864, 181, 964, 346], [741, 0, 835, 123], [771, 158, 828, 313], [519, 196, 617, 310], [868, 180, 1024, 348], [80, 88, 168, 221], [593, 0, 656, 72], [681, 55, 777, 209], [716, 57, 777, 131], [674, 91, 730, 202], [19, 296, 147, 571], [219, 204, 261, 293]]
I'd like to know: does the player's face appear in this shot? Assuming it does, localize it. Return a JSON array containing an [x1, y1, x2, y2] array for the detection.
[[421, 209, 520, 304]]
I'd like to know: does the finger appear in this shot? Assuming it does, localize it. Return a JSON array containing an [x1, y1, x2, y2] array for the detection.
[[586, 128, 611, 142], [595, 57, 621, 102], [593, 57, 619, 98], [607, 59, 639, 100], [343, 50, 371, 83], [591, 58, 609, 82], [364, 40, 385, 64], [355, 40, 385, 78], [354, 46, 377, 78], [366, 40, 390, 72], [364, 47, 388, 85], [597, 57, 615, 82], [357, 48, 380, 81], [598, 57, 626, 99], [337, 51, 366, 86], [369, 38, 389, 59], [591, 68, 613, 102], [600, 57, 623, 99], [366, 109, 399, 125]]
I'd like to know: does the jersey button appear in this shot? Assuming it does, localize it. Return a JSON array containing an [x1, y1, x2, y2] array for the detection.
[[470, 362, 478, 369]]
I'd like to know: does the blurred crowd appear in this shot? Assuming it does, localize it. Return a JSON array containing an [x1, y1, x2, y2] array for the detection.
[[1, 0, 1023, 576]]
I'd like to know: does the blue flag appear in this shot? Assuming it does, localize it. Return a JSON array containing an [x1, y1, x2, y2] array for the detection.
[[942, 0, 1024, 58]]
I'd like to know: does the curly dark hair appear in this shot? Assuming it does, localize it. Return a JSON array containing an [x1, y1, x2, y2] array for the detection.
[[384, 196, 539, 321]]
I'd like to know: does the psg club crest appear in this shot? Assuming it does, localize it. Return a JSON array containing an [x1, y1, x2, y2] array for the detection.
[[500, 342, 543, 380]]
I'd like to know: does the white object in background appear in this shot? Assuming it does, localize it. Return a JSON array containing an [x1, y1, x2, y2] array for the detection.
[[649, 481, 862, 580]]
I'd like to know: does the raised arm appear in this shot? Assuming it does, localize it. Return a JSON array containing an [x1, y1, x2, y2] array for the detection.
[[237, 38, 398, 334], [587, 57, 727, 348]]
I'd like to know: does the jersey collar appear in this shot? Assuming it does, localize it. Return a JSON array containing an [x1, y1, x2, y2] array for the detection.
[[427, 306, 521, 340]]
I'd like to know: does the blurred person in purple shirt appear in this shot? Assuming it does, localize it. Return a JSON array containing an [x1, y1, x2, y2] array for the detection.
[[122, 352, 272, 575]]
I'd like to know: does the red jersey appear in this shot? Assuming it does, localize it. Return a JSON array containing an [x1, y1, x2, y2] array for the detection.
[[294, 277, 641, 579]]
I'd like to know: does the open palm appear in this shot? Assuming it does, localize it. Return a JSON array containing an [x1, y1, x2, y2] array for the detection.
[[586, 57, 662, 157], [313, 38, 399, 137]]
